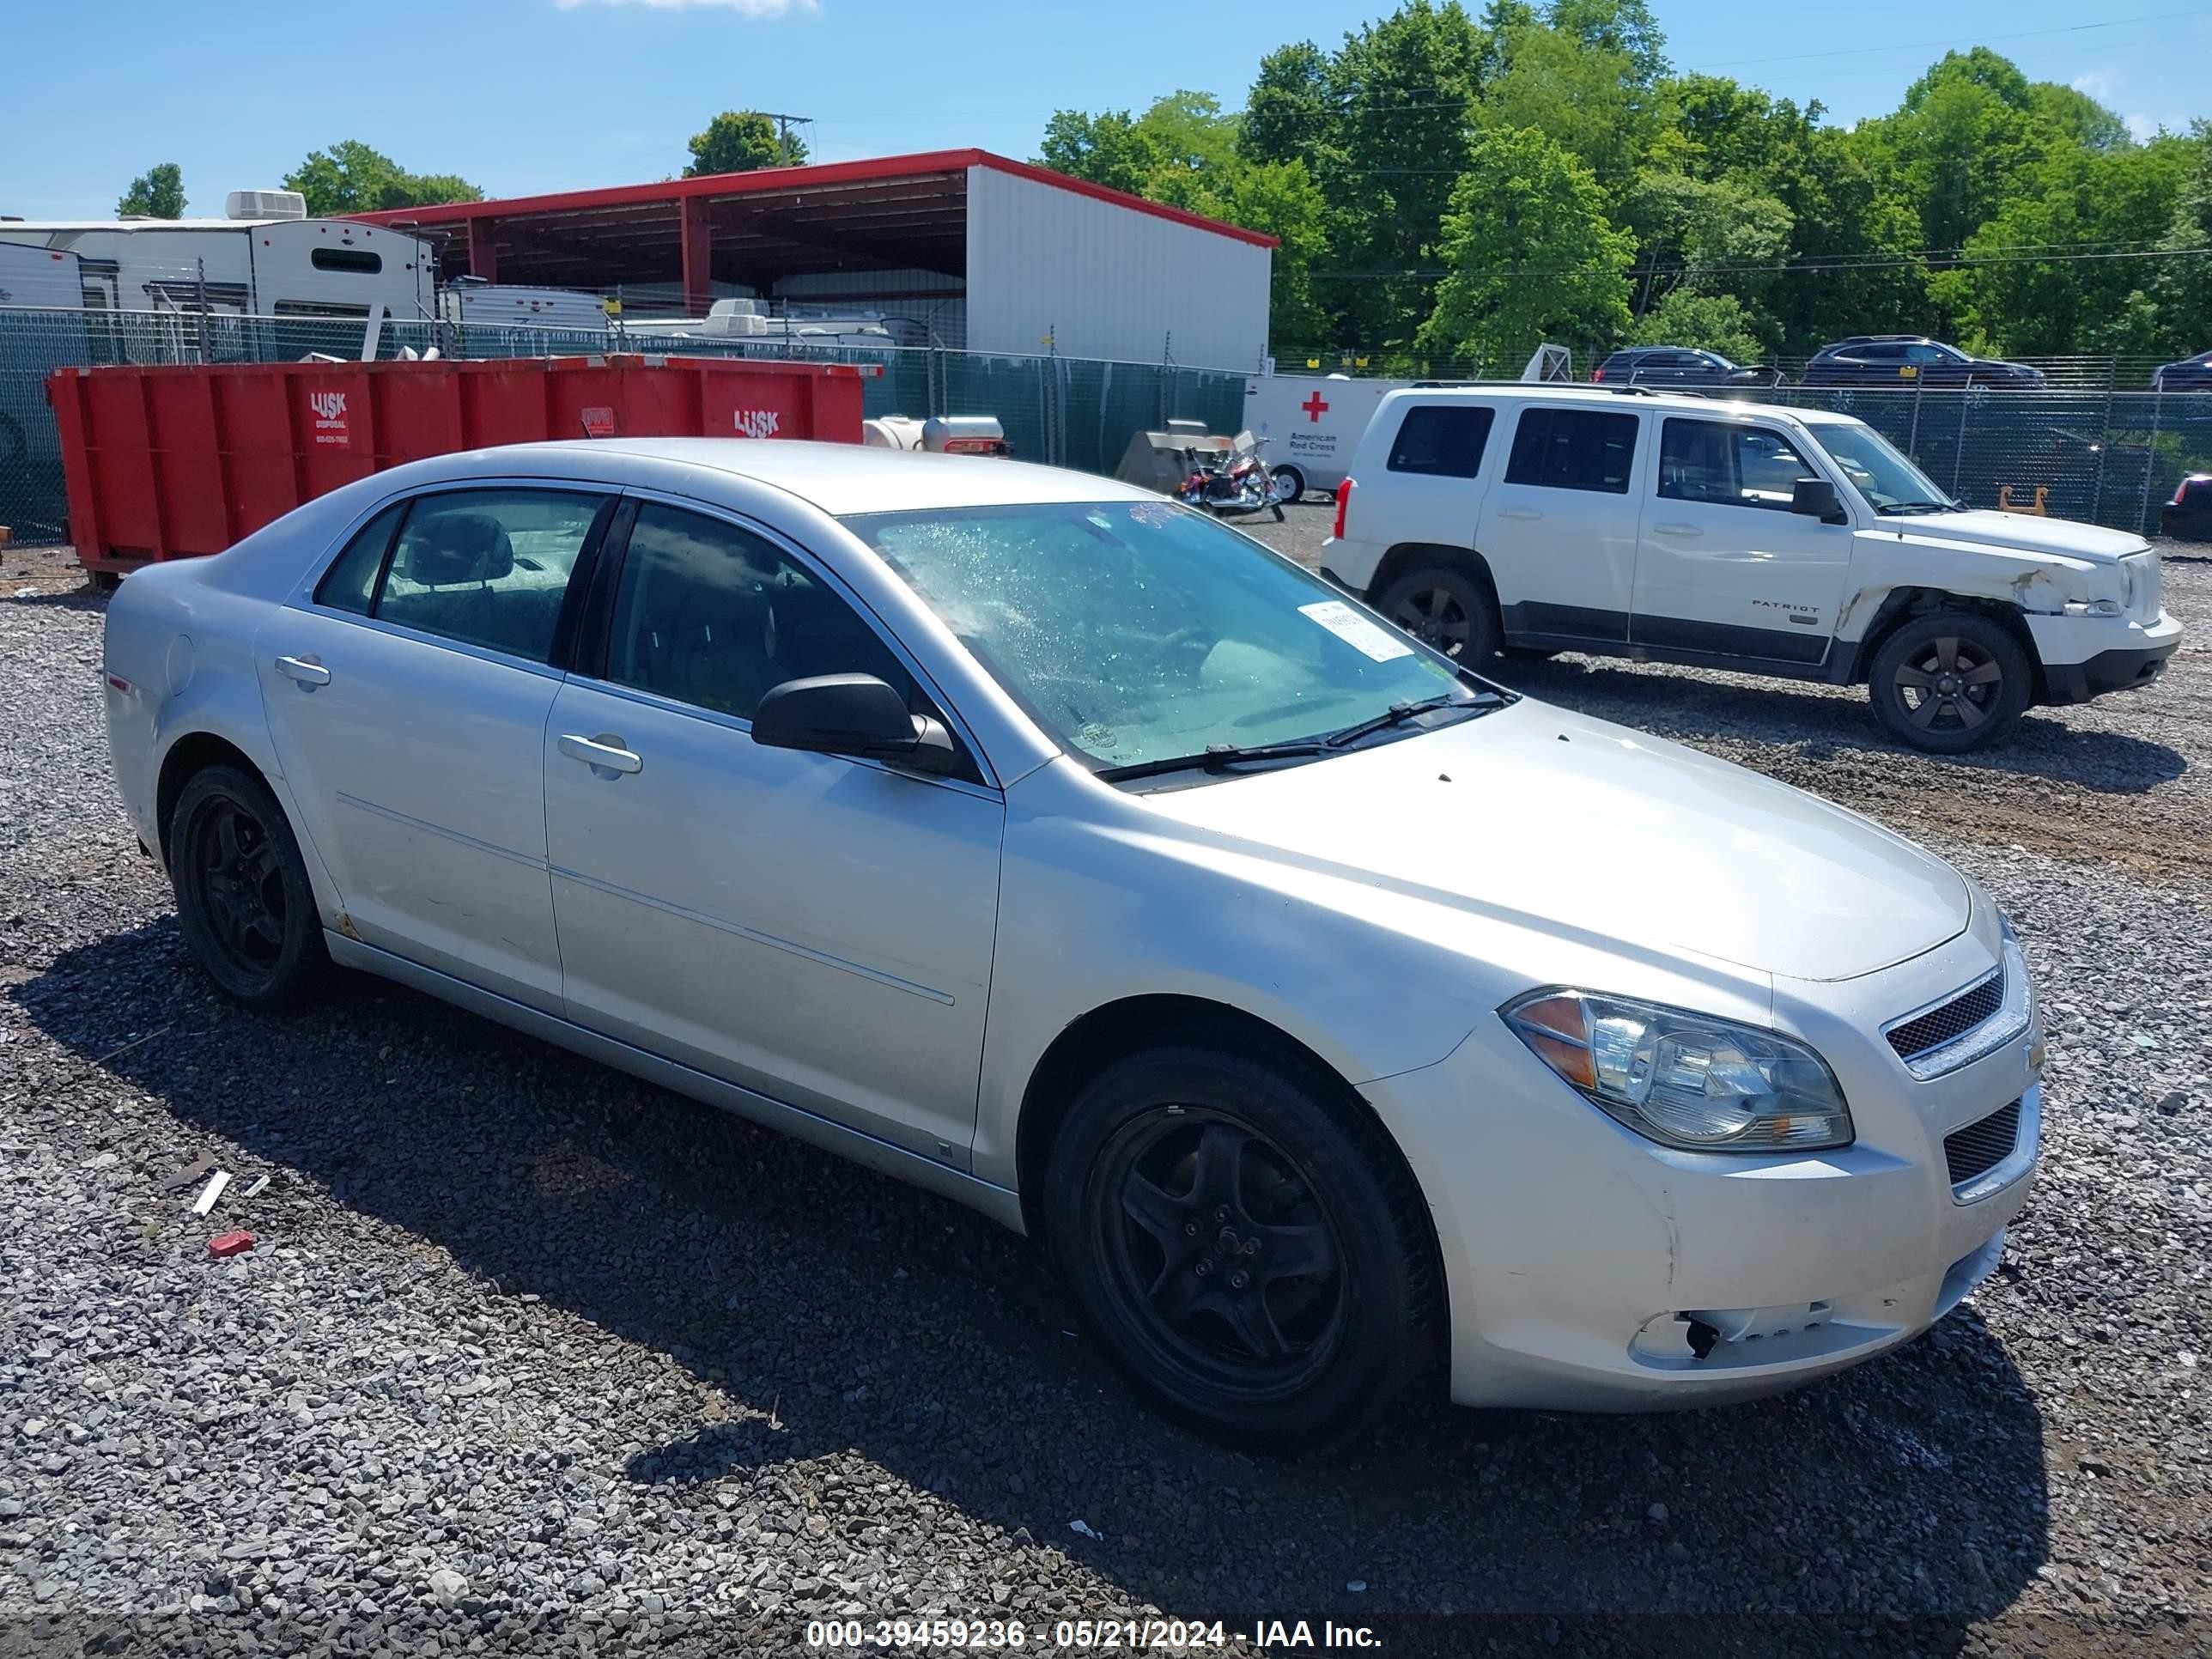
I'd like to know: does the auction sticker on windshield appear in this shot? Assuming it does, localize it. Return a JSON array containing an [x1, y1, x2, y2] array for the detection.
[[1299, 599, 1414, 662]]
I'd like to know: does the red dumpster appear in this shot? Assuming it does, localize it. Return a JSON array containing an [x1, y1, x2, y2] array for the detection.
[[46, 353, 877, 576]]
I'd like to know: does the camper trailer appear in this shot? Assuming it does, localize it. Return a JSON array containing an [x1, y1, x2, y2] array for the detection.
[[0, 243, 87, 312], [0, 191, 434, 322], [437, 278, 612, 335]]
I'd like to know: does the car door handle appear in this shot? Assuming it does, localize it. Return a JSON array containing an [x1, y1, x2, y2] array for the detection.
[[1498, 507, 1542, 521], [558, 733, 643, 775], [275, 654, 331, 688], [1650, 522, 1703, 537]]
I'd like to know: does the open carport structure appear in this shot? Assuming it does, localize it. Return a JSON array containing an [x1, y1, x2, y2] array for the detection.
[[348, 149, 1275, 371]]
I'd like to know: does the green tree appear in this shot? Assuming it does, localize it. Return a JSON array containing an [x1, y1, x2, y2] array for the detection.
[[117, 162, 185, 219], [1333, 0, 1490, 348], [1630, 289, 1768, 361], [1037, 108, 1157, 194], [684, 111, 807, 178], [1480, 16, 1659, 198], [1544, 0, 1667, 85], [1620, 168, 1793, 324], [2155, 124, 2212, 350], [1936, 138, 2192, 355], [1418, 125, 1635, 370], [1239, 42, 1341, 173], [284, 142, 482, 216]]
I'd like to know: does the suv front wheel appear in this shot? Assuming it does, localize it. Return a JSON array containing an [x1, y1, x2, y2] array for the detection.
[[1868, 611, 2032, 753]]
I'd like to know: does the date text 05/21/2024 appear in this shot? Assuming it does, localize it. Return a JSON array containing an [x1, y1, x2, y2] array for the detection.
[[804, 1617, 1382, 1649]]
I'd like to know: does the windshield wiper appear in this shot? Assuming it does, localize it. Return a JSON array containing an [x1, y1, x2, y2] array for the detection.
[[1876, 500, 1958, 516], [1323, 691, 1494, 748], [1095, 740, 1328, 783]]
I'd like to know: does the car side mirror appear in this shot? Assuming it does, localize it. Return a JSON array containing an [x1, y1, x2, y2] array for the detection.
[[750, 673, 959, 775], [1790, 477, 1849, 525]]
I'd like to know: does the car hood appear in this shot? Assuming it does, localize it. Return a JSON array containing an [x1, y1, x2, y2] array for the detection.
[[1137, 702, 1969, 983], [1883, 508, 2148, 563]]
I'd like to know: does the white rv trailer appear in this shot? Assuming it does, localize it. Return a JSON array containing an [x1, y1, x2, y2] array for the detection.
[[0, 191, 434, 321], [437, 279, 612, 335], [0, 243, 86, 311]]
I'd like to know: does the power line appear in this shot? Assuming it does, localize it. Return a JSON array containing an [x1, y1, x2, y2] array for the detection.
[[1303, 244, 2212, 283]]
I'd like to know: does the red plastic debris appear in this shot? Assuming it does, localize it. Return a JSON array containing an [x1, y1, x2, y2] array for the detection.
[[206, 1231, 257, 1259]]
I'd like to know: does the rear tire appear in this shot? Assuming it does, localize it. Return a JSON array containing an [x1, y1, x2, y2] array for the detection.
[[170, 764, 330, 1009], [1043, 1045, 1434, 1448], [1868, 611, 2032, 753], [1375, 563, 1498, 661]]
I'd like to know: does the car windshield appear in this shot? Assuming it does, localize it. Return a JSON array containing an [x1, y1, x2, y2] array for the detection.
[[1809, 421, 1959, 514], [844, 501, 1492, 777]]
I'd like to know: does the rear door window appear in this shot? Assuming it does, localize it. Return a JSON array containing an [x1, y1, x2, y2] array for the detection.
[[374, 490, 605, 664], [1504, 408, 1639, 494], [1386, 404, 1495, 478]]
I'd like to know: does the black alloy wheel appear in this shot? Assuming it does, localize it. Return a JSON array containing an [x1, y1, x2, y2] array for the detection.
[[1869, 611, 2032, 753], [1092, 1110, 1346, 1403], [1043, 1045, 1435, 1446], [171, 765, 329, 1007]]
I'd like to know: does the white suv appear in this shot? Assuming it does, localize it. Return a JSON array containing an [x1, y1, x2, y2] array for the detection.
[[1322, 385, 2180, 751]]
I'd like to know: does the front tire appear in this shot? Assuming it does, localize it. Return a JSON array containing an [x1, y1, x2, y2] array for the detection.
[[170, 764, 330, 1008], [1868, 612, 2032, 753], [1043, 1045, 1435, 1447], [1375, 563, 1499, 661], [1270, 465, 1306, 504]]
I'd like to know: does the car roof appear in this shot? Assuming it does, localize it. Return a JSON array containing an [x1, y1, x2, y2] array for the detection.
[[433, 438, 1160, 516], [1379, 383, 1860, 425]]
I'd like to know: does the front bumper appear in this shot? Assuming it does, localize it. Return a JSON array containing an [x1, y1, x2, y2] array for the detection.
[[1364, 930, 2041, 1412], [2030, 608, 2181, 705]]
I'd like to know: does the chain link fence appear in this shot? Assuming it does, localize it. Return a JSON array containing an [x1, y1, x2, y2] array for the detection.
[[7, 304, 2208, 553], [0, 305, 1250, 550], [1279, 346, 2191, 393]]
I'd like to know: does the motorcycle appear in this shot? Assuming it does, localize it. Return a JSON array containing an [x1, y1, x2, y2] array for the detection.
[[1178, 430, 1290, 522]]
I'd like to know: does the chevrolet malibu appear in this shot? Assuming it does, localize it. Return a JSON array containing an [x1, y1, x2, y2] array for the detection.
[[103, 441, 2043, 1444]]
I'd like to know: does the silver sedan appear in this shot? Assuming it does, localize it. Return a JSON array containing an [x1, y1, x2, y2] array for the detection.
[[104, 440, 2040, 1444]]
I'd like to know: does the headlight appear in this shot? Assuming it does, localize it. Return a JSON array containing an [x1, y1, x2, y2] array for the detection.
[[1502, 989, 1854, 1152], [2063, 599, 2124, 617]]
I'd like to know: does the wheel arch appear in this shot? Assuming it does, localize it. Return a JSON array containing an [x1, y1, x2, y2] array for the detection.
[[1012, 993, 1433, 1255], [1841, 586, 2048, 701], [155, 732, 268, 864], [1364, 541, 1499, 607]]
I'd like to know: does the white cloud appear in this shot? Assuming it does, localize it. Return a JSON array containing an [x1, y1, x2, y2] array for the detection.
[[2124, 112, 2182, 143], [2071, 70, 2117, 101], [554, 0, 814, 13]]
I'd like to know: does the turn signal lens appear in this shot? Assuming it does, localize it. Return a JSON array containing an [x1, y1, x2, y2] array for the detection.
[[1502, 989, 1854, 1152]]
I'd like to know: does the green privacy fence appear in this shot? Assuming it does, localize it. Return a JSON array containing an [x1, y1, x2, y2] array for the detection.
[[0, 305, 1254, 548]]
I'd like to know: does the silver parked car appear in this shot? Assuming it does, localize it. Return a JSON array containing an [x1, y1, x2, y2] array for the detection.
[[105, 441, 2042, 1444]]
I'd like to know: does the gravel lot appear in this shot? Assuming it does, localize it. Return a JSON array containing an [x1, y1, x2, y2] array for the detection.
[[3, 529, 2209, 1657]]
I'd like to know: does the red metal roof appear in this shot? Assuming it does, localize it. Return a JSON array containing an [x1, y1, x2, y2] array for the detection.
[[351, 150, 1275, 249]]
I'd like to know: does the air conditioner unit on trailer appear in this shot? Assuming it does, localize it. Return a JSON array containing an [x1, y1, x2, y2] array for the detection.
[[225, 190, 308, 222]]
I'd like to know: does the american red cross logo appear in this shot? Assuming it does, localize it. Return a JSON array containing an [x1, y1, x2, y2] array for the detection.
[[1301, 391, 1330, 422]]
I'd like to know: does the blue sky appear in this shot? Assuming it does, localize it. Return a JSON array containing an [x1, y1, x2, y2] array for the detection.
[[3, 0, 2204, 219]]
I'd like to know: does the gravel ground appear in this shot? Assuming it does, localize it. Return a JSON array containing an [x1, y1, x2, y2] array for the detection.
[[3, 534, 2209, 1657]]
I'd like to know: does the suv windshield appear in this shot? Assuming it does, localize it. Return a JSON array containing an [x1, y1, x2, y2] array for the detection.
[[845, 501, 1495, 777], [1809, 421, 1959, 514]]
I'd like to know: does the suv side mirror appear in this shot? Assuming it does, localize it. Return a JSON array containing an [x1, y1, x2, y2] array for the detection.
[[1790, 477, 1849, 525], [750, 673, 958, 775]]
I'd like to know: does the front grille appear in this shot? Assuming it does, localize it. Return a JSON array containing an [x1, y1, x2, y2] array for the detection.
[[1944, 1099, 2021, 1187], [1887, 969, 2004, 1062]]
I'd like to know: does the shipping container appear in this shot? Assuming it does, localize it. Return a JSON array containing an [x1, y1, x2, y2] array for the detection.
[[46, 353, 875, 576]]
